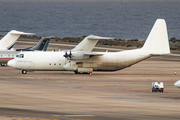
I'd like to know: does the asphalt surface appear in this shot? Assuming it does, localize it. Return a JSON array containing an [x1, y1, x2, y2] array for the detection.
[[1, 39, 180, 120]]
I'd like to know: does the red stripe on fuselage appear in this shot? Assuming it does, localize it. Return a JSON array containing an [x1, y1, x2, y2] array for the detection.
[[0, 58, 14, 59]]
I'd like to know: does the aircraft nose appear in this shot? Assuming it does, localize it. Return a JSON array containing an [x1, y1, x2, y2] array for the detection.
[[174, 80, 180, 88], [7, 60, 16, 68]]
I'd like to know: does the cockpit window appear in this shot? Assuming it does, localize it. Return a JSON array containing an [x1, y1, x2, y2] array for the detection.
[[16, 54, 24, 58]]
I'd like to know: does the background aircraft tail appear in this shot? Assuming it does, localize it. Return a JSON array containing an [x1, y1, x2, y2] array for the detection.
[[28, 36, 54, 51], [141, 19, 170, 55], [16, 36, 54, 51], [0, 30, 34, 50]]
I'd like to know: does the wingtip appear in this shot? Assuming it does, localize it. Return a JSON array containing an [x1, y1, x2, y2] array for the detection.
[[86, 35, 114, 40], [9, 30, 35, 35]]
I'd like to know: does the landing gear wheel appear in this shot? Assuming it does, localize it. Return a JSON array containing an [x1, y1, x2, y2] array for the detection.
[[74, 71, 79, 74], [1, 63, 7, 66], [22, 70, 27, 74]]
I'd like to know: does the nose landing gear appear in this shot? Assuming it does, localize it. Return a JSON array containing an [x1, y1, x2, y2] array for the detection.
[[22, 70, 27, 74]]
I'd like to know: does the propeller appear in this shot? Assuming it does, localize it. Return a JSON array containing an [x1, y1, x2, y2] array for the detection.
[[63, 50, 72, 59], [68, 50, 72, 66], [68, 50, 72, 59], [63, 50, 73, 65], [63, 50, 68, 58], [63, 50, 68, 65]]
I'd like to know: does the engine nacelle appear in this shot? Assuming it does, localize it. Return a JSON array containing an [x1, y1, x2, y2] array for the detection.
[[71, 52, 89, 60], [63, 62, 78, 71]]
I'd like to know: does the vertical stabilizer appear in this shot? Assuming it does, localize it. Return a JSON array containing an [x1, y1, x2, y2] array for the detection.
[[142, 19, 170, 55], [0, 30, 34, 50], [29, 36, 54, 51]]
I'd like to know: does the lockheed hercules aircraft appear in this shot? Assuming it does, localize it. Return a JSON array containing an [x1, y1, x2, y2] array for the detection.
[[8, 19, 170, 74]]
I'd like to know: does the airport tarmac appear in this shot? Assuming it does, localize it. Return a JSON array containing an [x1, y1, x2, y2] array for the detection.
[[1, 39, 180, 120]]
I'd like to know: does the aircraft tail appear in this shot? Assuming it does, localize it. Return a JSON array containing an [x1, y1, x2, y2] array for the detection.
[[72, 35, 113, 52], [141, 19, 170, 55], [29, 36, 54, 51], [0, 30, 34, 50], [16, 36, 54, 51]]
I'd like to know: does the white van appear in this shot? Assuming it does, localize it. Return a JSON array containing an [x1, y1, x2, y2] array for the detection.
[[152, 82, 164, 93]]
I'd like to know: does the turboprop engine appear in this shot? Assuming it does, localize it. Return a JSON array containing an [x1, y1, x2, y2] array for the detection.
[[71, 52, 89, 60], [63, 50, 89, 60]]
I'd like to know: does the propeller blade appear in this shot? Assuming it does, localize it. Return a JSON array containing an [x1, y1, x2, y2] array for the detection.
[[63, 51, 68, 58], [69, 50, 72, 58]]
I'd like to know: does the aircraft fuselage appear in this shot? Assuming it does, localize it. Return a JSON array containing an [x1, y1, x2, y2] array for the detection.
[[0, 51, 20, 64], [9, 49, 151, 72]]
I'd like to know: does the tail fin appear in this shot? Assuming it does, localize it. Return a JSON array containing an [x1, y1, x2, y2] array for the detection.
[[0, 30, 34, 50], [29, 36, 54, 51], [16, 36, 54, 51], [72, 35, 113, 52], [141, 19, 170, 55]]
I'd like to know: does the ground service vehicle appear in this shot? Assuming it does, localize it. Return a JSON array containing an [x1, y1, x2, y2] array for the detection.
[[152, 82, 164, 93]]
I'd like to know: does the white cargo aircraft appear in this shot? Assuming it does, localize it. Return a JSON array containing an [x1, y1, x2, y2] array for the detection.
[[8, 19, 170, 74], [0, 30, 54, 65]]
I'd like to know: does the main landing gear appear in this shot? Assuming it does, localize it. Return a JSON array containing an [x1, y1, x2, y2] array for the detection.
[[74, 71, 90, 74], [1, 63, 7, 66], [22, 70, 27, 74]]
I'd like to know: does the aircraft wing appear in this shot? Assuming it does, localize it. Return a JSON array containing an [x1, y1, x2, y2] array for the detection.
[[72, 35, 114, 52], [66, 51, 105, 60], [83, 52, 105, 56]]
